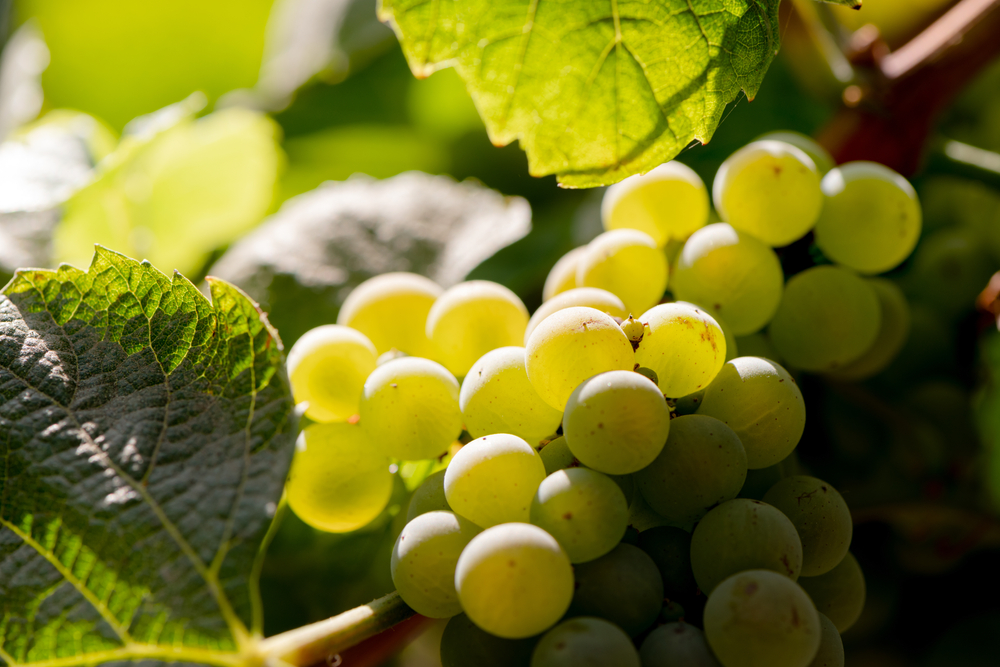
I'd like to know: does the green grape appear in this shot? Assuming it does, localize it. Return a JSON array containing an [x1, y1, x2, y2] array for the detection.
[[525, 306, 635, 410], [360, 356, 463, 460], [809, 613, 844, 667], [460, 346, 563, 445], [531, 617, 640, 667], [608, 473, 636, 506], [637, 526, 697, 600], [628, 490, 671, 532], [763, 476, 852, 577], [391, 510, 481, 618], [690, 499, 803, 594], [658, 600, 686, 623], [530, 468, 628, 563], [635, 415, 747, 525], [543, 247, 586, 301], [426, 280, 530, 376], [440, 613, 538, 667], [797, 552, 866, 632], [286, 423, 393, 533], [674, 388, 705, 415], [696, 357, 806, 469], [525, 287, 627, 343], [576, 229, 669, 316], [286, 325, 378, 423], [671, 223, 785, 335], [717, 313, 740, 362], [445, 434, 547, 527], [539, 436, 577, 475], [734, 331, 782, 363], [337, 272, 442, 357], [826, 279, 907, 381], [406, 469, 451, 522], [455, 522, 575, 639], [634, 302, 727, 398], [768, 266, 881, 372], [713, 140, 823, 247], [704, 570, 821, 667], [601, 161, 710, 247], [569, 543, 664, 636], [814, 162, 922, 274], [640, 623, 722, 667], [756, 131, 835, 174], [905, 226, 996, 318], [563, 370, 671, 475], [738, 461, 787, 501], [621, 314, 646, 348]]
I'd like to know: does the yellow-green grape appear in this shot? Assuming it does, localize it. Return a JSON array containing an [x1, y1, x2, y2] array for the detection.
[[905, 226, 996, 318], [797, 552, 866, 632], [814, 162, 922, 274], [455, 522, 574, 639], [763, 476, 852, 577], [576, 229, 668, 316], [696, 357, 806, 469], [427, 280, 529, 376], [809, 613, 845, 667], [531, 617, 640, 667], [671, 223, 785, 335], [286, 423, 393, 533], [600, 161, 710, 247], [525, 306, 635, 411], [460, 347, 563, 445], [634, 302, 726, 398], [713, 140, 823, 247], [530, 468, 628, 563], [568, 543, 664, 636], [563, 370, 671, 475], [543, 246, 586, 301], [634, 415, 747, 526], [620, 314, 645, 348], [757, 131, 835, 174], [704, 570, 821, 667], [406, 469, 450, 522], [690, 499, 803, 594], [640, 623, 723, 667], [539, 436, 577, 475], [734, 331, 782, 363], [360, 356, 463, 460], [377, 348, 408, 365], [445, 434, 547, 527], [286, 325, 377, 423], [768, 266, 881, 372], [525, 287, 628, 343], [391, 510, 481, 618], [337, 272, 442, 357]]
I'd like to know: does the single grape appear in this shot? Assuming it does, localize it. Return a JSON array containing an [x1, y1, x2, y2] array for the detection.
[[460, 347, 563, 445], [797, 552, 866, 632], [543, 247, 587, 301], [756, 131, 835, 174], [286, 423, 393, 533], [426, 280, 529, 376], [717, 313, 740, 362], [674, 388, 705, 415], [704, 570, 821, 667], [286, 325, 377, 423], [640, 622, 722, 667], [360, 356, 463, 460], [576, 229, 669, 316], [525, 306, 635, 410], [601, 161, 710, 247], [406, 469, 451, 522], [696, 357, 806, 469], [738, 462, 786, 501], [763, 476, 852, 577], [608, 473, 636, 506], [530, 468, 628, 563], [337, 272, 442, 357], [814, 162, 922, 274], [768, 266, 882, 372], [525, 287, 627, 343], [377, 348, 408, 365], [440, 613, 538, 667], [620, 314, 646, 349], [690, 499, 803, 594], [659, 600, 686, 624], [905, 226, 996, 318], [539, 436, 577, 475], [635, 414, 747, 525], [809, 613, 844, 667], [672, 223, 784, 335], [391, 510, 481, 617], [634, 302, 727, 398], [531, 617, 640, 667], [637, 526, 697, 600], [563, 370, 671, 475], [713, 140, 823, 247], [455, 523, 574, 639], [734, 331, 782, 363], [828, 278, 910, 381], [445, 434, 547, 527], [568, 543, 664, 636], [628, 490, 671, 533]]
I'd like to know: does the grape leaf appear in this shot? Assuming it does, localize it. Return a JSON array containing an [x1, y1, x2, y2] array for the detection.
[[378, 0, 781, 187], [0, 247, 295, 667]]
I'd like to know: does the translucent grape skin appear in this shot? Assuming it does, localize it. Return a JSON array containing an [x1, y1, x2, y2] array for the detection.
[[637, 526, 697, 601], [460, 347, 563, 445], [530, 467, 628, 563], [569, 543, 664, 637], [828, 278, 909, 381], [696, 357, 806, 469], [525, 287, 627, 343], [756, 131, 835, 174], [531, 617, 640, 667], [576, 229, 669, 316], [672, 223, 785, 335], [405, 469, 451, 522], [634, 414, 747, 526], [440, 613, 539, 667], [337, 272, 442, 357], [809, 613, 845, 667], [286, 325, 377, 423], [543, 246, 587, 301], [444, 434, 547, 528], [563, 370, 671, 475], [797, 552, 866, 632], [690, 499, 804, 595], [634, 302, 727, 398], [640, 622, 722, 667], [539, 436, 577, 475], [704, 570, 821, 667], [286, 423, 393, 533], [426, 280, 529, 376], [455, 523, 575, 639], [360, 356, 463, 460], [763, 475, 852, 577], [390, 510, 481, 618]]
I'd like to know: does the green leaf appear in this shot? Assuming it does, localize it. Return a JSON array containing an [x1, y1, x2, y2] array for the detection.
[[378, 0, 781, 187], [0, 247, 295, 667]]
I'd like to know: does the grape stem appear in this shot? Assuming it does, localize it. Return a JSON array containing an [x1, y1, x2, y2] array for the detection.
[[925, 138, 1000, 193]]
